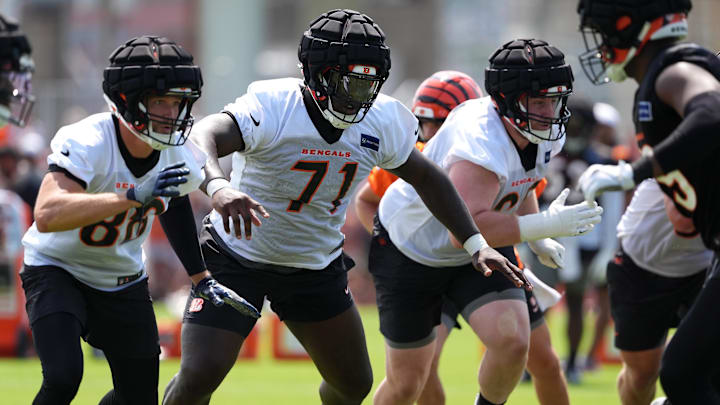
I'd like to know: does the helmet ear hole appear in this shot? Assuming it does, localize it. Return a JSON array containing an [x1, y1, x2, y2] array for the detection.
[[616, 16, 632, 31]]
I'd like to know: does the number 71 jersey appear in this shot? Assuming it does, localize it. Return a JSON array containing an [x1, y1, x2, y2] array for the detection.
[[208, 78, 417, 270], [22, 112, 206, 291]]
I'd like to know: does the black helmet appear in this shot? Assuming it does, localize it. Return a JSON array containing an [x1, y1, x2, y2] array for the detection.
[[578, 0, 692, 84], [485, 39, 574, 144], [298, 9, 391, 129], [0, 14, 34, 128], [102, 36, 203, 150]]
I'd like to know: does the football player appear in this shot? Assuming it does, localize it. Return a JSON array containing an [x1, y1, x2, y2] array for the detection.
[[162, 9, 525, 405], [576, 0, 720, 403], [610, 179, 710, 405], [354, 70, 570, 405], [369, 39, 602, 405], [21, 36, 257, 405]]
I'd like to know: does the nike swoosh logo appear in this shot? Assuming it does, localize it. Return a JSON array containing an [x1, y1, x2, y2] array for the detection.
[[250, 113, 260, 127], [61, 149, 70, 157]]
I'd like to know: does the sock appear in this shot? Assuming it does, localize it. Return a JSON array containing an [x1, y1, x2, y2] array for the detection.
[[475, 392, 505, 405], [99, 389, 117, 405], [567, 350, 578, 369]]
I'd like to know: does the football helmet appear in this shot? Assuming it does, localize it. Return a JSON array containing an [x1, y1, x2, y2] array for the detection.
[[578, 0, 692, 84], [412, 70, 482, 121], [102, 36, 203, 150], [298, 9, 390, 129], [0, 14, 34, 128], [485, 39, 574, 144]]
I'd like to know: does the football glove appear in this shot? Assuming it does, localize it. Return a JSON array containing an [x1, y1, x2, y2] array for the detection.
[[127, 161, 189, 205], [518, 188, 603, 241], [578, 160, 635, 203], [524, 268, 562, 312], [195, 276, 260, 319], [527, 238, 565, 269]]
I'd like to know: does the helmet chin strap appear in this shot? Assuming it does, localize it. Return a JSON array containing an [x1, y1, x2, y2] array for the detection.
[[104, 94, 173, 151], [510, 100, 553, 144], [308, 86, 354, 130], [507, 117, 549, 144]]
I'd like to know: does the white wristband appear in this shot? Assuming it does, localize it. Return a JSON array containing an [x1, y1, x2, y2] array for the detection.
[[463, 233, 489, 256], [205, 178, 231, 198]]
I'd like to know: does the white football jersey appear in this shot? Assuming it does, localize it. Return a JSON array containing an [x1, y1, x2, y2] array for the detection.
[[379, 96, 564, 267], [208, 78, 417, 269], [617, 179, 711, 277], [22, 112, 206, 291]]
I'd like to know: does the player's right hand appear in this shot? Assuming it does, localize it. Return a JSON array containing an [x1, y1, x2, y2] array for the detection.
[[473, 247, 532, 291], [212, 187, 269, 239], [127, 161, 189, 205], [195, 276, 261, 319], [545, 188, 604, 237]]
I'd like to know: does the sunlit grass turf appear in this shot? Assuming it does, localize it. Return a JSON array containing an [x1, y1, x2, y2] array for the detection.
[[0, 304, 640, 404]]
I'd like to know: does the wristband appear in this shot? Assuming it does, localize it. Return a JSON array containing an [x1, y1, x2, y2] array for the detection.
[[463, 233, 489, 256], [206, 178, 231, 198]]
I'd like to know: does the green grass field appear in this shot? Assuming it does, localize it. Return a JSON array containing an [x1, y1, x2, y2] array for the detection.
[[0, 305, 638, 404]]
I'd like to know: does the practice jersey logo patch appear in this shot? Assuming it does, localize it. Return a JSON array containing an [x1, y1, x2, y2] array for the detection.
[[637, 101, 653, 122], [544, 150, 551, 163], [189, 298, 204, 313], [360, 134, 380, 151]]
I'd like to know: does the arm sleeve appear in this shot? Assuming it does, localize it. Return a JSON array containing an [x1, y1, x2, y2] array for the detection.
[[158, 195, 205, 277], [632, 91, 720, 183]]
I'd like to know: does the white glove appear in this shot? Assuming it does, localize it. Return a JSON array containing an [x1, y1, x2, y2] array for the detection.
[[518, 188, 603, 241], [578, 160, 635, 203], [527, 238, 565, 268], [524, 268, 563, 312]]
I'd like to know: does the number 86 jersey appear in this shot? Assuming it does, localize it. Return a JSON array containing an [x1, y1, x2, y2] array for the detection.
[[208, 78, 417, 270], [22, 112, 206, 291]]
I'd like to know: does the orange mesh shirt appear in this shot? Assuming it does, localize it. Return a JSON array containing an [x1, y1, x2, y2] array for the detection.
[[368, 142, 425, 197]]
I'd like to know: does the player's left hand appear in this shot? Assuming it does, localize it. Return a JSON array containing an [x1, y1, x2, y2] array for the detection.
[[473, 247, 532, 291], [528, 238, 565, 268], [212, 187, 269, 240], [578, 160, 635, 203], [194, 276, 261, 319]]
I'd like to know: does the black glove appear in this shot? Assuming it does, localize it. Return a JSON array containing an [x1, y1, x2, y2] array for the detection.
[[127, 162, 189, 205], [195, 277, 260, 319]]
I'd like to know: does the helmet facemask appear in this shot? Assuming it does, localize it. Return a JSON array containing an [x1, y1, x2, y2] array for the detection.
[[507, 86, 572, 144], [312, 64, 384, 129], [0, 64, 34, 128], [579, 9, 689, 85], [105, 87, 200, 151]]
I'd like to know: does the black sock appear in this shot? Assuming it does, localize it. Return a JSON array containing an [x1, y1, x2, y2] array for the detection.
[[567, 350, 578, 369], [98, 389, 117, 405], [476, 392, 505, 405]]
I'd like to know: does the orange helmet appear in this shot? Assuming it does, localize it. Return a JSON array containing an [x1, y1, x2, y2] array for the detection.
[[411, 70, 482, 122]]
